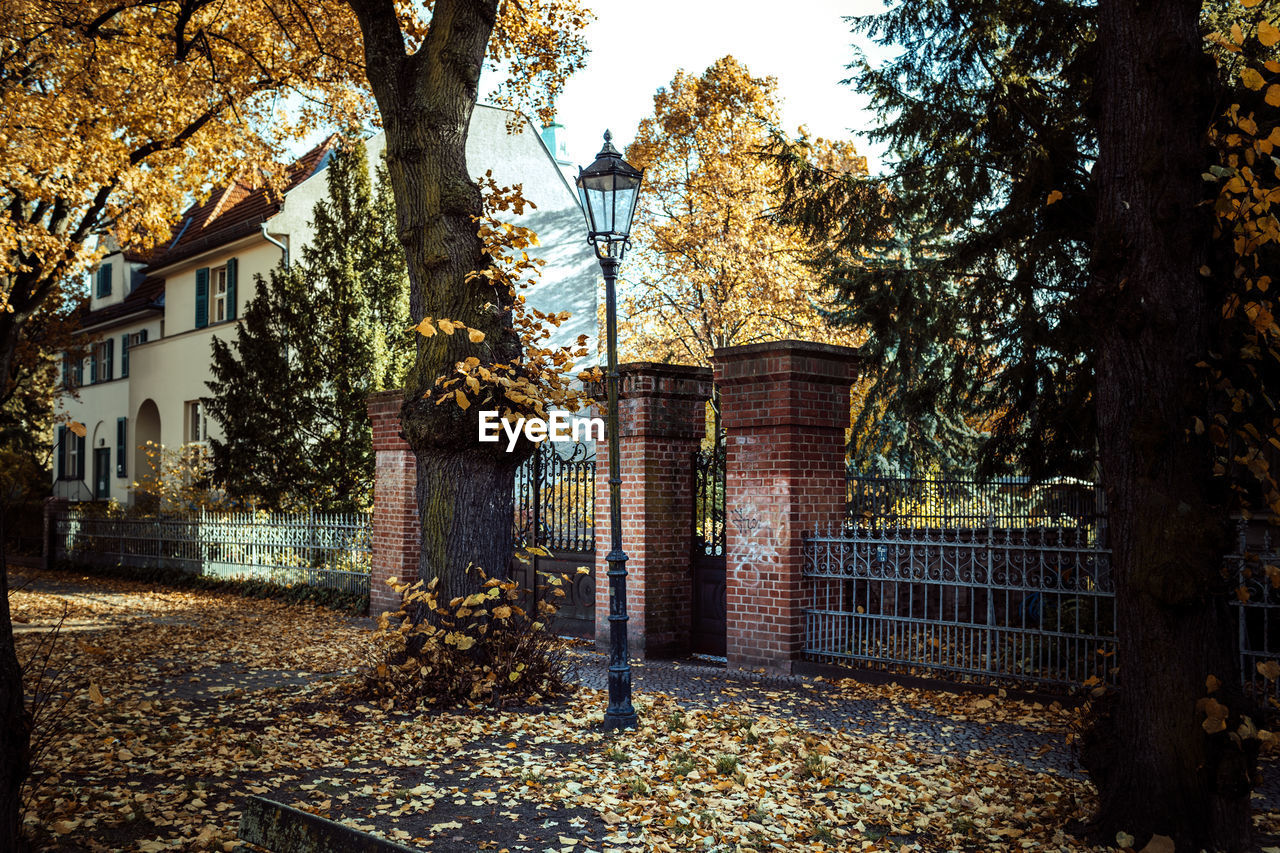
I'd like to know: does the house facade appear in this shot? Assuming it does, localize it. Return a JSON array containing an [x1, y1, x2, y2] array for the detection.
[[53, 106, 597, 504]]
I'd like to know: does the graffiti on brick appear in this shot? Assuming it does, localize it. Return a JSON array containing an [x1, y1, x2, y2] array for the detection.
[[731, 503, 784, 591]]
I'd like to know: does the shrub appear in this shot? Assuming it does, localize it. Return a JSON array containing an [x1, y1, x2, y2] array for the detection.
[[361, 566, 577, 709]]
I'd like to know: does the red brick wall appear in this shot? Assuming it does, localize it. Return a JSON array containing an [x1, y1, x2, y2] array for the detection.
[[593, 363, 713, 657], [367, 390, 420, 617], [714, 341, 862, 674]]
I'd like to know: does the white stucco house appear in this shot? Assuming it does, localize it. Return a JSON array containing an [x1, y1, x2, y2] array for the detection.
[[52, 106, 596, 503]]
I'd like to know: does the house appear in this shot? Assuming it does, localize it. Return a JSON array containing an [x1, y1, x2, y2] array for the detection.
[[52, 105, 597, 503]]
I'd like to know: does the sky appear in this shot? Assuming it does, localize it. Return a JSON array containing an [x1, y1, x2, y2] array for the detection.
[[485, 0, 892, 176]]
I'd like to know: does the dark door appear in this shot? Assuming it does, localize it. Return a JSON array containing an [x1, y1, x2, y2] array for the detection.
[[93, 448, 110, 499], [691, 446, 727, 656]]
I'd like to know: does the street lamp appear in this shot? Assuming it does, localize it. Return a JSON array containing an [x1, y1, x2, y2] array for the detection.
[[577, 130, 643, 731]]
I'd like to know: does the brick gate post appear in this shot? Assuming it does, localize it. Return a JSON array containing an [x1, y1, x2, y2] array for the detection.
[[367, 390, 420, 617], [714, 340, 862, 674], [592, 363, 714, 658]]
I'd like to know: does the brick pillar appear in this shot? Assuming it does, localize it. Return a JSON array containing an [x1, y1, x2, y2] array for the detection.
[[367, 390, 420, 617], [714, 340, 862, 674], [593, 363, 713, 658]]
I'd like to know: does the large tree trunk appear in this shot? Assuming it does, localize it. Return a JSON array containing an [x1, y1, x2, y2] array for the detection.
[[0, 511, 31, 852], [1085, 0, 1252, 848], [348, 0, 527, 600]]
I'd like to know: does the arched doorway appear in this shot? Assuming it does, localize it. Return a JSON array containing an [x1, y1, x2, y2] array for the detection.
[[134, 400, 160, 509]]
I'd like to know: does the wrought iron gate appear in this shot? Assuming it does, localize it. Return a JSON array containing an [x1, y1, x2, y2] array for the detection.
[[691, 444, 727, 656], [513, 442, 596, 637]]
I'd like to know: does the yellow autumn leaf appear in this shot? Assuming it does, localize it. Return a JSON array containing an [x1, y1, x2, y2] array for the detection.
[[492, 605, 512, 619], [454, 389, 470, 410], [1046, 189, 1063, 205], [438, 318, 457, 335], [1258, 659, 1280, 681], [87, 683, 104, 704], [1241, 67, 1266, 91], [454, 635, 476, 651], [414, 316, 436, 337], [1259, 20, 1279, 47], [468, 328, 485, 342], [68, 420, 86, 438], [1207, 673, 1222, 693], [1267, 85, 1280, 108]]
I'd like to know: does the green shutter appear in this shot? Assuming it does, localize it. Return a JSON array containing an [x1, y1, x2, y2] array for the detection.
[[226, 258, 238, 321], [76, 434, 85, 479], [116, 418, 127, 477], [104, 338, 113, 380], [195, 267, 209, 328], [89, 346, 98, 384], [56, 426, 65, 479], [121, 334, 129, 377], [140, 328, 148, 342], [60, 356, 68, 388], [73, 357, 82, 387], [97, 263, 112, 297]]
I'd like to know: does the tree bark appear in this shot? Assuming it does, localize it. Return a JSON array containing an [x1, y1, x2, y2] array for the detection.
[[347, 0, 528, 598], [0, 510, 32, 852], [1085, 0, 1252, 848]]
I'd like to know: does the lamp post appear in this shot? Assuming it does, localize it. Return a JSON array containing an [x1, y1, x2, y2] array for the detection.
[[576, 130, 643, 731]]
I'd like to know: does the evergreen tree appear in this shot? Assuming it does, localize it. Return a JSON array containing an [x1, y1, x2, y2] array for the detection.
[[775, 0, 1278, 846], [772, 0, 1097, 479], [206, 138, 411, 511]]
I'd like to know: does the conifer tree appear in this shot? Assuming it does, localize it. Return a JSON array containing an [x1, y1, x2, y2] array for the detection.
[[206, 139, 411, 511]]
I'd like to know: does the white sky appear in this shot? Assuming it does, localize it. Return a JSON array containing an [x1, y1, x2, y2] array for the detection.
[[500, 0, 891, 175]]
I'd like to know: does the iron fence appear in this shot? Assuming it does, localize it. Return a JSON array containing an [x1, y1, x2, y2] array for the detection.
[[513, 442, 595, 553], [1232, 522, 1280, 700], [693, 445, 726, 557], [846, 474, 1107, 541], [803, 523, 1116, 689], [53, 506, 371, 597]]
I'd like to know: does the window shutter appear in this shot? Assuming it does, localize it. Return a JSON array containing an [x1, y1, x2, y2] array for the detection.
[[60, 356, 68, 388], [56, 426, 65, 480], [226, 257, 238, 321], [97, 263, 112, 298], [121, 334, 130, 377], [89, 346, 98, 385], [76, 434, 86, 479], [140, 328, 148, 342], [117, 418, 127, 477], [104, 338, 114, 380], [195, 267, 209, 329], [73, 358, 82, 387]]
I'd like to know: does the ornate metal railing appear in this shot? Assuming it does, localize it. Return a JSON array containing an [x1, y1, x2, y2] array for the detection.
[[693, 445, 726, 557], [846, 474, 1107, 542], [513, 441, 595, 553], [53, 507, 371, 597], [803, 523, 1116, 689]]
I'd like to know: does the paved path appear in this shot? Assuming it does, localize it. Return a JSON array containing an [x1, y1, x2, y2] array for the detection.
[[14, 569, 1280, 812]]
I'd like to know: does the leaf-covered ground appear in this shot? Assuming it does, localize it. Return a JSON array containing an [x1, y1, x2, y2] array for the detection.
[[10, 566, 1280, 852]]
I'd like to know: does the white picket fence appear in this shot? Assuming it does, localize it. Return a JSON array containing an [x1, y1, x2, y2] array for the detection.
[[53, 507, 371, 598]]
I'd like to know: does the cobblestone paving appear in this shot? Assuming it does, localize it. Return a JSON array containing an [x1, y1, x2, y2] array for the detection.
[[570, 648, 1280, 813]]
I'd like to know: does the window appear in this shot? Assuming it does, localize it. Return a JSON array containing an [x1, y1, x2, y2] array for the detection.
[[96, 263, 112, 298], [187, 400, 207, 443], [212, 266, 228, 323], [196, 259, 236, 329], [92, 339, 114, 383], [56, 426, 84, 480], [121, 329, 147, 378]]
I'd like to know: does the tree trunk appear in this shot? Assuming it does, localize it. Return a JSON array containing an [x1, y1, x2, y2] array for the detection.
[[1085, 0, 1252, 848], [348, 0, 528, 597], [0, 509, 31, 852]]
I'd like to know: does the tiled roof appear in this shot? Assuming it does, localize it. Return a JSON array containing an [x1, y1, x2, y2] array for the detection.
[[144, 135, 338, 272], [77, 275, 164, 332], [78, 135, 339, 331]]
